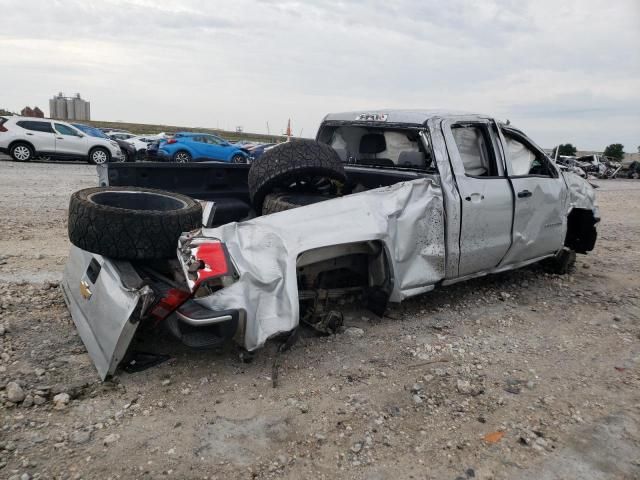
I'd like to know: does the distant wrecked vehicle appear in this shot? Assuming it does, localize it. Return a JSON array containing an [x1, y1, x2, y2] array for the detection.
[[61, 110, 599, 379], [157, 132, 251, 163]]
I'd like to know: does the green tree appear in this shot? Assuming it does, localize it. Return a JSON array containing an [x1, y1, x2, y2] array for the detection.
[[557, 143, 577, 156], [603, 143, 624, 160], [0, 108, 14, 116]]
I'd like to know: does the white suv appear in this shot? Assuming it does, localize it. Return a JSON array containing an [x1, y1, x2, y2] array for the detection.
[[0, 116, 123, 164]]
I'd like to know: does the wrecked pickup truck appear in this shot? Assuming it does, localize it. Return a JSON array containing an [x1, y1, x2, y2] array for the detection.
[[61, 110, 599, 379]]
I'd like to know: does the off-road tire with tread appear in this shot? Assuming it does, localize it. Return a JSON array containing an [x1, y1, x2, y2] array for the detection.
[[248, 139, 346, 212], [68, 186, 202, 260], [261, 193, 334, 215]]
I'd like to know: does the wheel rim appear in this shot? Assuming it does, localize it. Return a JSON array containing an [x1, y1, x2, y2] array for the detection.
[[232, 154, 245, 164], [14, 146, 30, 161], [93, 150, 108, 164], [175, 152, 190, 163]]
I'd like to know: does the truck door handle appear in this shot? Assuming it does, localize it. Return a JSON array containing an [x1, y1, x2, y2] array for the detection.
[[464, 193, 484, 202], [56, 137, 64, 140], [26, 132, 34, 136], [517, 190, 532, 198]]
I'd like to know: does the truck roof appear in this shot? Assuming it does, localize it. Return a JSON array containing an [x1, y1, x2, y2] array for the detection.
[[323, 109, 487, 125]]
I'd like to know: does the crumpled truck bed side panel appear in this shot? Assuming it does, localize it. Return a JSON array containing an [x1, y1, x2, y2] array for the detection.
[[196, 177, 446, 350]]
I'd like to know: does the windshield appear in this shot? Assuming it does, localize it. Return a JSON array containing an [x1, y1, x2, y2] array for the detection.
[[73, 124, 108, 138], [317, 125, 432, 170]]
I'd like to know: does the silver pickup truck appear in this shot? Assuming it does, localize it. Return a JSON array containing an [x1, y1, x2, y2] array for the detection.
[[61, 110, 599, 379]]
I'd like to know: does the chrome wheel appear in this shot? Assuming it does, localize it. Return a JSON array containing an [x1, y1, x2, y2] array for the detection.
[[12, 145, 31, 161], [92, 149, 108, 165], [175, 152, 191, 163]]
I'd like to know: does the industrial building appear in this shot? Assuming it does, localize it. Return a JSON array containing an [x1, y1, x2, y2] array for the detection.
[[49, 93, 91, 121]]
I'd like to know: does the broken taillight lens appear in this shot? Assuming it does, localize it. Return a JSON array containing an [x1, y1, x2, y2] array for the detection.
[[178, 236, 237, 294], [149, 288, 191, 322]]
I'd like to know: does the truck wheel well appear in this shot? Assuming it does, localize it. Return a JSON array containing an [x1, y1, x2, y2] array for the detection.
[[296, 241, 393, 318], [565, 208, 598, 254]]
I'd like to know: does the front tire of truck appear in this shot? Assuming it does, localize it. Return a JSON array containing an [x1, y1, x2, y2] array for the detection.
[[542, 248, 576, 275], [68, 186, 202, 260], [248, 139, 346, 213]]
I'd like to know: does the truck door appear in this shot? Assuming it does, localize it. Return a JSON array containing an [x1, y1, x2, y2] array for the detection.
[[442, 120, 514, 277], [497, 127, 565, 266]]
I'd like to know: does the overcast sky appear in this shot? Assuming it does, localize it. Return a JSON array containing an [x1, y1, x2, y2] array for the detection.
[[1, 0, 638, 150]]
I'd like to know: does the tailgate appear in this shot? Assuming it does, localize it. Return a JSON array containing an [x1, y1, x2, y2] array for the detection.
[[61, 246, 153, 380]]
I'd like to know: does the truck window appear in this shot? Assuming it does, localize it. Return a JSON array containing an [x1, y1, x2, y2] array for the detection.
[[503, 132, 555, 177], [451, 125, 499, 177], [318, 126, 433, 170]]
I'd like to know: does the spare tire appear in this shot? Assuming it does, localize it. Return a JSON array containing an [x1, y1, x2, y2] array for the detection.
[[68, 187, 202, 260], [261, 193, 335, 215], [248, 139, 346, 212]]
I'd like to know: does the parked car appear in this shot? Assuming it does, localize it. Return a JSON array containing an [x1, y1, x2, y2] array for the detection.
[[107, 132, 137, 141], [146, 139, 162, 160], [246, 142, 276, 160], [100, 128, 130, 135], [72, 123, 132, 162], [158, 132, 251, 163], [62, 109, 599, 379], [0, 116, 123, 164]]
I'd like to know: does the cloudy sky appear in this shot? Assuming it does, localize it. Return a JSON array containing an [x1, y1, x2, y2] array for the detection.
[[1, 0, 638, 150]]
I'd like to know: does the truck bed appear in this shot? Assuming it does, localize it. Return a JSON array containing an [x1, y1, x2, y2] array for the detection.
[[99, 162, 432, 226]]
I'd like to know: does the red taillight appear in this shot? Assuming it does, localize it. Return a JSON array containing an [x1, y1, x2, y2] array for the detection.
[[178, 238, 234, 292], [149, 288, 191, 322], [166, 138, 177, 144], [192, 242, 229, 287], [0, 121, 7, 132]]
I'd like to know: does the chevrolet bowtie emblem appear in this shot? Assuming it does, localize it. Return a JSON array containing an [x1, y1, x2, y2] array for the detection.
[[80, 281, 92, 300]]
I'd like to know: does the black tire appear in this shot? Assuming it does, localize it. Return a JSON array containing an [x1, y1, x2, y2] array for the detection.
[[10, 142, 34, 162], [68, 187, 202, 260], [261, 193, 334, 215], [231, 153, 246, 164], [174, 150, 191, 163], [248, 139, 346, 212], [88, 147, 110, 165], [542, 249, 576, 275]]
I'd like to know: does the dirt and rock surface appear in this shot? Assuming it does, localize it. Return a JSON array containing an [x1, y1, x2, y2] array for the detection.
[[0, 158, 639, 480]]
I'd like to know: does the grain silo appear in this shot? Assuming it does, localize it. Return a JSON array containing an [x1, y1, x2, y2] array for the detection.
[[49, 92, 91, 120]]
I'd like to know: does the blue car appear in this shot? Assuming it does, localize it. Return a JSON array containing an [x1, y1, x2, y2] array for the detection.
[[158, 132, 251, 163]]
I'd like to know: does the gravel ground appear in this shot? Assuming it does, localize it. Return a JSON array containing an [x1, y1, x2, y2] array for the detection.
[[0, 158, 639, 480]]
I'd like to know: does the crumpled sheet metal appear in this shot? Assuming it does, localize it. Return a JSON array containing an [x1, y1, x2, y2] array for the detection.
[[196, 178, 445, 350], [426, 119, 461, 279], [562, 171, 599, 219]]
